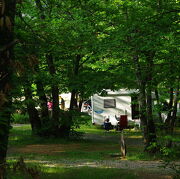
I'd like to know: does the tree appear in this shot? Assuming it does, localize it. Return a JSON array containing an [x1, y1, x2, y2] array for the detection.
[[4, 0, 178, 153], [0, 0, 16, 177], [90, 0, 179, 151]]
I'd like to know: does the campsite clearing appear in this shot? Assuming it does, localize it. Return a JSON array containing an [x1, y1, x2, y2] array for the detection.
[[7, 124, 179, 179]]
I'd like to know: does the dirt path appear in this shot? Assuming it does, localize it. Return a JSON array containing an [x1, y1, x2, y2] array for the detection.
[[30, 158, 174, 171], [24, 159, 175, 179]]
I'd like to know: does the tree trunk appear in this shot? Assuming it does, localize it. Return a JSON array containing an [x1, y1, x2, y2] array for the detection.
[[0, 101, 11, 179], [70, 55, 81, 110], [146, 54, 157, 151], [120, 130, 126, 158], [70, 89, 78, 110], [164, 87, 174, 146], [78, 97, 83, 111], [46, 54, 60, 135], [154, 88, 163, 123], [35, 67, 49, 124], [139, 83, 149, 147], [0, 0, 16, 177], [166, 85, 179, 147], [34, 0, 61, 136], [165, 87, 174, 126], [171, 87, 179, 131], [132, 55, 149, 146], [24, 81, 41, 133], [133, 54, 157, 152]]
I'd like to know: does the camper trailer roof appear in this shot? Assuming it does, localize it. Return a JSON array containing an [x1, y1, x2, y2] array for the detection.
[[104, 89, 139, 96]]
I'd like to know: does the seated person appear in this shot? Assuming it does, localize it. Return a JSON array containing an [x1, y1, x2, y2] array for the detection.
[[104, 118, 112, 131]]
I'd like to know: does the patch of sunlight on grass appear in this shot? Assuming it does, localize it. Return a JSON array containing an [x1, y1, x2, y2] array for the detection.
[[174, 127, 180, 132], [126, 152, 153, 161], [41, 166, 138, 179], [77, 127, 104, 134], [77, 128, 125, 136], [128, 136, 142, 139], [44, 167, 66, 174], [9, 136, 20, 141], [8, 149, 120, 162], [10, 124, 32, 139], [11, 124, 31, 131]]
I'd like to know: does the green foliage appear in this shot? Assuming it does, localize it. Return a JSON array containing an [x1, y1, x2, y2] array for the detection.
[[71, 112, 91, 129], [160, 144, 180, 160], [2, 0, 178, 158], [35, 111, 91, 138], [11, 113, 29, 124], [145, 142, 160, 154], [160, 146, 174, 158]]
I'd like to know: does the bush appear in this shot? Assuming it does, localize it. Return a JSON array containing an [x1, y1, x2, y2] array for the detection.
[[11, 113, 29, 124]]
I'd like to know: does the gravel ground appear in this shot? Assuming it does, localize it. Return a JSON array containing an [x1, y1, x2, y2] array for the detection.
[[23, 158, 177, 178], [34, 159, 176, 171]]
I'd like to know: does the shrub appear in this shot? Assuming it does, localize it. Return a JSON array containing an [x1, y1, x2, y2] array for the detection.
[[11, 113, 29, 124]]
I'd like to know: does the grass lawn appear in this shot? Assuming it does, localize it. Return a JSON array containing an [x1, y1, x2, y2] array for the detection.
[[8, 124, 146, 161], [7, 166, 138, 179], [7, 123, 179, 178]]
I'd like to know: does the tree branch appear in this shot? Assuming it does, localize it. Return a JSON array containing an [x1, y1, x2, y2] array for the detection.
[[0, 39, 19, 53]]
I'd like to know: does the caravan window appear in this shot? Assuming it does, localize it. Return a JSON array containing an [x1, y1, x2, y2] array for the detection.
[[104, 99, 116, 108]]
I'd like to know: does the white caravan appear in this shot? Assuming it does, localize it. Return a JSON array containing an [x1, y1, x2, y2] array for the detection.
[[91, 89, 140, 126]]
